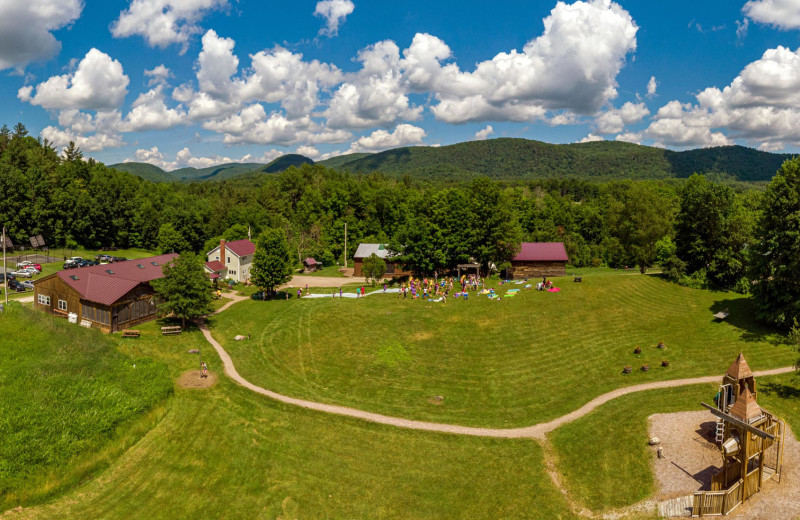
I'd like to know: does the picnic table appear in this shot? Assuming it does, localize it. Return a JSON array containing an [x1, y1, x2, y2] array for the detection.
[[121, 329, 140, 338], [161, 325, 182, 335]]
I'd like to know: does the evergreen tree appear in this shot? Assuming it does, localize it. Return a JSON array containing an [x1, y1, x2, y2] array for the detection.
[[750, 158, 800, 327], [251, 228, 293, 296], [151, 252, 213, 328]]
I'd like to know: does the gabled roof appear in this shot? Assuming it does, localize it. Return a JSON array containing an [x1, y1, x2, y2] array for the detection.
[[729, 386, 762, 423], [205, 260, 226, 272], [303, 257, 318, 265], [726, 353, 754, 380], [512, 242, 569, 262], [354, 243, 397, 260], [226, 239, 255, 257], [56, 253, 178, 306]]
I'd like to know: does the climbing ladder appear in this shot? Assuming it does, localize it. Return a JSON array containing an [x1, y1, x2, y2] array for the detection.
[[715, 384, 731, 444]]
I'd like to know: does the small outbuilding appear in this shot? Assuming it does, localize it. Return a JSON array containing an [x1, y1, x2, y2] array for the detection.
[[352, 243, 412, 278], [507, 242, 569, 279], [303, 257, 319, 273]]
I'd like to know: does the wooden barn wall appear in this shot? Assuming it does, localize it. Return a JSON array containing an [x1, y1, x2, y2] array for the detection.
[[33, 275, 81, 316], [508, 261, 567, 278]]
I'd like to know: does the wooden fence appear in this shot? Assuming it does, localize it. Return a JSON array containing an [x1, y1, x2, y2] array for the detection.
[[693, 480, 742, 517]]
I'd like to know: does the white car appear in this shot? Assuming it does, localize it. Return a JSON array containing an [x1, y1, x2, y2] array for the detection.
[[21, 280, 34, 290], [11, 269, 32, 278]]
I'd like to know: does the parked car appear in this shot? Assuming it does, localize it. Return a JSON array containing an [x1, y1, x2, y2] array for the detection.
[[17, 261, 42, 271], [7, 280, 26, 292], [21, 280, 34, 290], [11, 269, 32, 278], [22, 266, 40, 274], [68, 257, 84, 263], [63, 262, 75, 269]]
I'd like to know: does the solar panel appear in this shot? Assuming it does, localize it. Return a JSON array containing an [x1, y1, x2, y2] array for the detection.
[[70, 275, 79, 280], [36, 235, 45, 247], [137, 264, 145, 269], [106, 269, 115, 275], [29, 237, 37, 248], [1, 236, 13, 249]]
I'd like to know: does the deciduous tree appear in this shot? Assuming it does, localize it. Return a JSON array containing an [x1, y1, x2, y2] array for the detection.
[[251, 228, 294, 297], [151, 252, 213, 328]]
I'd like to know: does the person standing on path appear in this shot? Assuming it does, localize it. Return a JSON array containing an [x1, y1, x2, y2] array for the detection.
[[201, 361, 208, 378], [339, 287, 342, 298], [297, 288, 302, 299]]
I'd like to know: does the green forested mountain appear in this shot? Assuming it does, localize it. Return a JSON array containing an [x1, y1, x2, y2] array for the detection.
[[110, 162, 265, 182], [316, 152, 371, 170], [260, 154, 314, 173], [327, 139, 794, 182], [109, 162, 175, 182]]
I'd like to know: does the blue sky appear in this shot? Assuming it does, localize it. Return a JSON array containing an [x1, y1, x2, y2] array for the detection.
[[3, 0, 800, 169]]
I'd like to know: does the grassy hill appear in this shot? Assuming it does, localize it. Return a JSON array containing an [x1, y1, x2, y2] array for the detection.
[[109, 162, 175, 182], [327, 139, 795, 181], [0, 303, 171, 509]]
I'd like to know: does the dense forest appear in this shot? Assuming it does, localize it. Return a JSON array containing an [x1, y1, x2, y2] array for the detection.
[[0, 122, 767, 288]]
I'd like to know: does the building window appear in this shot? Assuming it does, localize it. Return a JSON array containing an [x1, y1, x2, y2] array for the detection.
[[227, 256, 231, 263], [230, 270, 237, 276], [38, 294, 51, 306], [58, 300, 67, 311]]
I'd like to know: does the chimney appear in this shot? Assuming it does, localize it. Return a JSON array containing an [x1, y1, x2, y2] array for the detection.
[[220, 239, 226, 266]]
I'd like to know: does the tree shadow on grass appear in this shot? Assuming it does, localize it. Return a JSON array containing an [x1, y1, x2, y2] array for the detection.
[[710, 298, 785, 345], [760, 381, 800, 400]]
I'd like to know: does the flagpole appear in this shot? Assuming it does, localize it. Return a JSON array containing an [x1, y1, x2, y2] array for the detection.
[[3, 227, 8, 308]]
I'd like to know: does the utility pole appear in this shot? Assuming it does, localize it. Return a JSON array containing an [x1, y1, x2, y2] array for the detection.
[[3, 227, 7, 308], [344, 222, 347, 268]]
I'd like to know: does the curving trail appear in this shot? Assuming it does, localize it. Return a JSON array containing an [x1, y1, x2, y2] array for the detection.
[[202, 293, 796, 439]]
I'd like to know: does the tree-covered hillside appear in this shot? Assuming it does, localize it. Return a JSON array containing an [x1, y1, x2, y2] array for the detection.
[[330, 138, 794, 182]]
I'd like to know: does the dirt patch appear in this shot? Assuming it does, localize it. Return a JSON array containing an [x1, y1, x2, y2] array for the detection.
[[650, 410, 800, 520], [177, 370, 217, 389], [428, 396, 445, 406], [412, 331, 433, 341]]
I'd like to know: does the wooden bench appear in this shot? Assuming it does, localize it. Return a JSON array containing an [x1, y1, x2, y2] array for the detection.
[[161, 326, 182, 335], [574, 276, 582, 282], [121, 329, 140, 338], [53, 308, 69, 318]]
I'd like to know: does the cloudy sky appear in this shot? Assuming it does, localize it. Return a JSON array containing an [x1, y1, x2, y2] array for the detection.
[[3, 0, 800, 170]]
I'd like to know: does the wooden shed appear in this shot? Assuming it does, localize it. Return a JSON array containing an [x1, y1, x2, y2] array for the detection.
[[303, 257, 319, 273], [507, 242, 569, 279], [33, 253, 178, 333], [352, 243, 413, 278]]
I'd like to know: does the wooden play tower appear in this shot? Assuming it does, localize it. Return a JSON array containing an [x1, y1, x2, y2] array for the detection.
[[692, 354, 785, 517]]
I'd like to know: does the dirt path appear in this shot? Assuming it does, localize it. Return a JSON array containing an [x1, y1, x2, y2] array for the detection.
[[200, 295, 796, 439], [281, 275, 367, 289]]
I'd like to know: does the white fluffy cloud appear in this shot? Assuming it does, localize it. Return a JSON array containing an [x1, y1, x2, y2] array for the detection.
[[578, 133, 604, 143], [743, 0, 800, 30], [401, 0, 637, 123], [295, 145, 320, 158], [645, 45, 800, 149], [41, 124, 125, 153], [314, 0, 355, 36], [0, 0, 83, 71], [594, 101, 649, 134], [647, 76, 657, 97], [348, 124, 426, 153], [122, 86, 187, 131], [473, 125, 494, 140], [18, 49, 129, 110], [111, 0, 227, 51], [325, 40, 422, 129], [144, 65, 173, 86], [127, 145, 282, 171]]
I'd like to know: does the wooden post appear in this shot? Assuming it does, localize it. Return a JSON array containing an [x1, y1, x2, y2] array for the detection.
[[2, 227, 7, 308], [344, 222, 347, 268]]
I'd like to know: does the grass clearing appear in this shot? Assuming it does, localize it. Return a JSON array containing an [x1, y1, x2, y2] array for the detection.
[[212, 270, 795, 427], [0, 303, 172, 510], [10, 318, 578, 520]]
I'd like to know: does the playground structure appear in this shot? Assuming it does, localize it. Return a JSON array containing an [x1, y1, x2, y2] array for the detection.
[[692, 354, 785, 517]]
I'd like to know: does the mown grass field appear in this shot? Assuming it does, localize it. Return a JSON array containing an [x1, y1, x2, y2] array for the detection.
[[7, 318, 580, 520], [0, 303, 172, 510], [212, 270, 796, 428]]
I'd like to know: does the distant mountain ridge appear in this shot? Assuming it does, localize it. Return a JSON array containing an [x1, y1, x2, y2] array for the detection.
[[111, 140, 797, 183]]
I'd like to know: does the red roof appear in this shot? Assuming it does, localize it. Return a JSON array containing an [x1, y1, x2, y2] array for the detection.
[[225, 239, 255, 257], [56, 253, 178, 306], [205, 260, 226, 272], [512, 242, 569, 262], [304, 257, 318, 265]]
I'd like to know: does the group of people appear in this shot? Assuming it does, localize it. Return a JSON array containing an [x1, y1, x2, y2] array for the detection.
[[396, 273, 484, 302]]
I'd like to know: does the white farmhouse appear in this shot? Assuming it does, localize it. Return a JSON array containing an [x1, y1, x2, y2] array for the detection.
[[205, 239, 255, 283]]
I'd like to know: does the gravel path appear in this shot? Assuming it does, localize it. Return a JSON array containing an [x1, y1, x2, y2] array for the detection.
[[201, 294, 797, 439]]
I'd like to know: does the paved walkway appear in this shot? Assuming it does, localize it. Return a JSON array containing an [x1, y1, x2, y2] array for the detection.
[[201, 293, 797, 439]]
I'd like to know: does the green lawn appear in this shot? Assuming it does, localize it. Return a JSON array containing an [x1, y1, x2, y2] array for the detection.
[[0, 303, 172, 510], [548, 371, 800, 514], [8, 318, 578, 520], [211, 270, 796, 428]]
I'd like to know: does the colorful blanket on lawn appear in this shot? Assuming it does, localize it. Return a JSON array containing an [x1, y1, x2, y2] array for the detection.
[[547, 287, 561, 293]]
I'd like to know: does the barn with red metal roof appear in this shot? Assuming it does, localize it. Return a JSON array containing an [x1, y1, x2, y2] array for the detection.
[[33, 253, 178, 333]]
